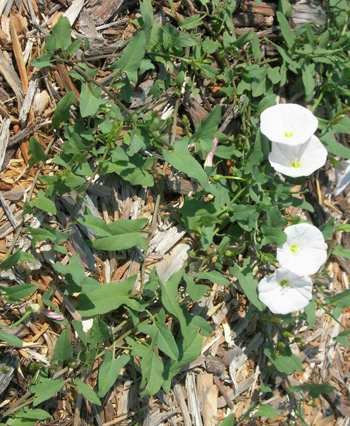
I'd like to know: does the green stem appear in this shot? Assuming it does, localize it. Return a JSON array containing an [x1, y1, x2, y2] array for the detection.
[[6, 309, 32, 329]]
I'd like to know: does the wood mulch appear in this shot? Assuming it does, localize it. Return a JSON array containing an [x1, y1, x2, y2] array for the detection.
[[0, 0, 349, 425]]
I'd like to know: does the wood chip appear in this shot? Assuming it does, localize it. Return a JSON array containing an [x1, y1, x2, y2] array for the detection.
[[10, 13, 28, 93], [197, 372, 218, 426], [64, 0, 85, 25], [173, 383, 192, 426], [0, 117, 10, 170], [186, 372, 203, 426]]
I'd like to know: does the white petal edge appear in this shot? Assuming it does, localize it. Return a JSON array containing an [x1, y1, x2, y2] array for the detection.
[[277, 223, 327, 275], [268, 135, 327, 177], [261, 104, 318, 146], [258, 268, 313, 315], [334, 160, 350, 197]]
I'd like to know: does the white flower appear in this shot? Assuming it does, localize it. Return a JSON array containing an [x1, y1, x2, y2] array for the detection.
[[268, 135, 327, 177], [333, 160, 350, 197], [260, 104, 318, 146], [258, 268, 313, 315], [277, 223, 327, 275]]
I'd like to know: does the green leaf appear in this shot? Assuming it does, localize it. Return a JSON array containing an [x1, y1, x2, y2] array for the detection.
[[218, 413, 235, 426], [304, 298, 316, 329], [111, 31, 146, 83], [9, 408, 52, 421], [66, 40, 82, 56], [1, 284, 38, 302], [279, 0, 293, 16], [6, 417, 38, 425], [252, 76, 267, 98], [51, 329, 74, 364], [52, 91, 76, 129], [264, 347, 303, 374], [251, 32, 261, 60], [104, 156, 155, 187], [231, 261, 265, 311], [26, 226, 70, 246], [98, 351, 130, 398], [337, 223, 350, 232], [320, 218, 334, 240], [276, 11, 295, 48], [139, 310, 179, 360], [266, 207, 287, 228], [72, 320, 89, 346], [128, 338, 164, 396], [330, 115, 350, 134], [324, 288, 350, 308], [183, 273, 209, 301], [162, 326, 203, 392], [0, 329, 23, 347], [253, 404, 279, 418], [28, 137, 49, 168], [140, 0, 154, 40], [333, 329, 350, 346], [163, 138, 211, 191], [30, 190, 56, 215], [31, 54, 53, 69], [195, 62, 219, 80], [159, 270, 187, 335], [332, 246, 350, 261], [140, 347, 164, 396], [202, 37, 219, 54], [302, 62, 315, 101], [79, 84, 105, 118], [89, 317, 111, 347], [78, 214, 148, 251], [321, 132, 350, 159], [75, 378, 101, 406], [195, 270, 230, 286], [187, 313, 212, 337], [31, 378, 65, 406], [179, 14, 204, 29], [267, 66, 281, 84], [261, 226, 287, 246], [50, 16, 71, 51], [181, 198, 219, 231], [190, 105, 221, 152], [0, 250, 37, 272], [289, 383, 334, 399], [53, 254, 100, 293], [91, 233, 148, 252], [78, 275, 144, 316]]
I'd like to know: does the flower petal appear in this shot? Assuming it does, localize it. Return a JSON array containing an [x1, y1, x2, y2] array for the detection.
[[261, 104, 318, 146], [258, 268, 313, 314], [334, 160, 350, 197], [268, 136, 327, 177], [277, 223, 327, 275]]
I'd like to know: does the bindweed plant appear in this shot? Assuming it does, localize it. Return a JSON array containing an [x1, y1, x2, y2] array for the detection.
[[1, 0, 350, 424]]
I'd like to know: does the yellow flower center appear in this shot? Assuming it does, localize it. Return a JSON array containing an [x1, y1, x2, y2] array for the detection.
[[280, 279, 289, 287], [290, 243, 298, 254], [291, 160, 301, 168], [284, 131, 294, 138]]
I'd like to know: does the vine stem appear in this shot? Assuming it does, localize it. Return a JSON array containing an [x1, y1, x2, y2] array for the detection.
[[139, 97, 181, 293], [5, 136, 57, 259], [53, 56, 132, 119]]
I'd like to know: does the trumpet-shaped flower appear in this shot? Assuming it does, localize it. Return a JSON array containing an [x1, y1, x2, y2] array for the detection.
[[277, 223, 327, 276], [204, 137, 219, 168], [333, 160, 350, 196], [268, 135, 327, 177], [258, 268, 313, 315], [260, 104, 318, 146]]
